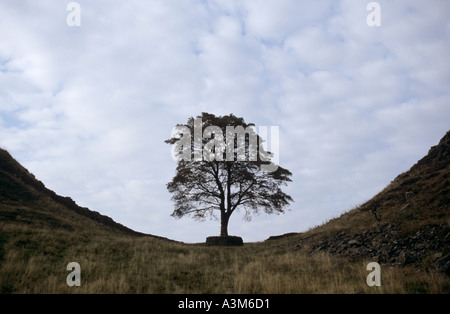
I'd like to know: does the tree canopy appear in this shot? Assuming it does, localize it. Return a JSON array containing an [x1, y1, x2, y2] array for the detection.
[[165, 112, 293, 237]]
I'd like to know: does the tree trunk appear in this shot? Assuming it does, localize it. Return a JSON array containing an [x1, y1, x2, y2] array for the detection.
[[220, 162, 232, 237], [220, 213, 230, 237]]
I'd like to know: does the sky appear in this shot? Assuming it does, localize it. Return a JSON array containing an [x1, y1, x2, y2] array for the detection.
[[0, 0, 449, 243]]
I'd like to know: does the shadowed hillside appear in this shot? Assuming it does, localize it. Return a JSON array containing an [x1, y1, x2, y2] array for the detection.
[[0, 148, 168, 238], [269, 131, 450, 276]]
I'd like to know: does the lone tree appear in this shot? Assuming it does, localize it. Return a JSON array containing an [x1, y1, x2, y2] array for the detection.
[[165, 112, 293, 239]]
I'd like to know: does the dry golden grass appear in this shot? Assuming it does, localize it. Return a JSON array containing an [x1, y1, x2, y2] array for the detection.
[[1, 220, 449, 294]]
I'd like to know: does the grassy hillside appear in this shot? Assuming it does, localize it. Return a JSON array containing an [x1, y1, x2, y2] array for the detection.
[[0, 132, 449, 294], [306, 130, 450, 235], [269, 131, 450, 277]]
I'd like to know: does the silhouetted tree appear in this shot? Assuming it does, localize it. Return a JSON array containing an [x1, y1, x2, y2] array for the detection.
[[165, 112, 293, 237]]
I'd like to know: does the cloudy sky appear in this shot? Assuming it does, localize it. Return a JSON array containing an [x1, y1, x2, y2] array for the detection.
[[0, 0, 449, 243]]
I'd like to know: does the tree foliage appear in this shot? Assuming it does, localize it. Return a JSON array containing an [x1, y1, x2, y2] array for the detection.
[[165, 112, 293, 237]]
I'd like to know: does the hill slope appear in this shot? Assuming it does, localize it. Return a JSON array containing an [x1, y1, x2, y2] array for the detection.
[[0, 148, 166, 237], [271, 131, 450, 276], [0, 148, 177, 293]]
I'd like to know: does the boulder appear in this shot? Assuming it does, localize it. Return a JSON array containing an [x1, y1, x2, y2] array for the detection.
[[432, 252, 443, 261], [436, 253, 450, 276], [348, 239, 361, 247], [205, 236, 244, 246], [398, 252, 417, 265]]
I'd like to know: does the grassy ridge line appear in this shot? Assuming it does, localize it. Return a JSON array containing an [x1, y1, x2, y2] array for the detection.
[[268, 131, 450, 243], [0, 148, 173, 240]]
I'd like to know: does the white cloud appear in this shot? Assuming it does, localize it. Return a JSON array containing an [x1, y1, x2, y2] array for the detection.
[[244, 0, 334, 40]]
